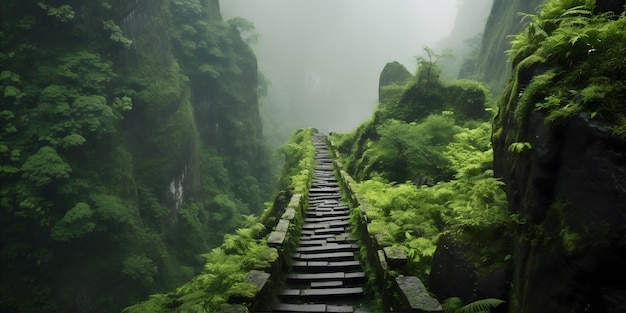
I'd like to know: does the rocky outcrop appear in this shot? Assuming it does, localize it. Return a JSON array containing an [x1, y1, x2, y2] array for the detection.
[[492, 0, 626, 311], [429, 234, 508, 306], [494, 109, 626, 312], [378, 61, 413, 104], [474, 0, 543, 93]]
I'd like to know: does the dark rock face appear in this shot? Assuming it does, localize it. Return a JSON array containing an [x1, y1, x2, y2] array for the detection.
[[429, 235, 476, 301], [489, 0, 626, 310], [494, 110, 626, 312], [429, 235, 508, 304], [474, 0, 543, 93], [595, 0, 625, 14]]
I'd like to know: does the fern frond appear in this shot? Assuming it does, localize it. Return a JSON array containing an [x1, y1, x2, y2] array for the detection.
[[455, 298, 505, 313], [560, 5, 592, 18]]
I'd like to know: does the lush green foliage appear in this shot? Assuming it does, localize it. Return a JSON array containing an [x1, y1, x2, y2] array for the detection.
[[346, 122, 508, 280], [0, 0, 273, 312], [124, 128, 316, 312], [502, 0, 626, 140], [337, 56, 495, 184], [334, 56, 509, 286], [123, 216, 277, 312]]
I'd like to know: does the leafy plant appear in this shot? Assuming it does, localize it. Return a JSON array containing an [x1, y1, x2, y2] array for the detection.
[[508, 141, 532, 153], [456, 298, 505, 313]]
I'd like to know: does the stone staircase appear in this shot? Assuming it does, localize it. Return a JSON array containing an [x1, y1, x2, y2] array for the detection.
[[273, 134, 367, 313]]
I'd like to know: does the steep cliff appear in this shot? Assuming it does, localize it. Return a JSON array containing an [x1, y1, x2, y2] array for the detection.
[[0, 0, 269, 312], [493, 0, 626, 312], [473, 0, 544, 93]]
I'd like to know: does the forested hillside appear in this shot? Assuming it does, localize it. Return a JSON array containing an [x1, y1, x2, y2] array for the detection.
[[0, 1, 271, 312]]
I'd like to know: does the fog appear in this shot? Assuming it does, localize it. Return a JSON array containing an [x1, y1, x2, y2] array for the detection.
[[220, 0, 492, 136]]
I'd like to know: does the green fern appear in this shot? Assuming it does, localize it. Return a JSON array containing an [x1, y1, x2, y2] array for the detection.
[[456, 298, 505, 313], [508, 142, 532, 153]]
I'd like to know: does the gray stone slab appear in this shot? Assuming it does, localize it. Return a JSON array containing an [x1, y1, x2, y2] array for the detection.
[[297, 251, 354, 260], [315, 227, 346, 234], [281, 208, 296, 220], [246, 270, 270, 292], [307, 234, 337, 239], [384, 246, 408, 270], [327, 260, 360, 268], [307, 261, 329, 267], [344, 272, 366, 279], [298, 239, 328, 246], [300, 287, 363, 297], [327, 305, 354, 313], [296, 243, 357, 253], [396, 276, 443, 312], [304, 216, 349, 223], [303, 223, 331, 229], [267, 231, 286, 246], [311, 280, 343, 288], [288, 194, 302, 209], [287, 272, 345, 280], [275, 219, 290, 233], [273, 303, 326, 313]]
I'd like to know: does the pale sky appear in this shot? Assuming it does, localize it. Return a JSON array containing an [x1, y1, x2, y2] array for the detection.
[[220, 0, 488, 133]]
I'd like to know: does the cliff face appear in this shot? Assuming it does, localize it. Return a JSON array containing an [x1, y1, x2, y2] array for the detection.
[[492, 0, 626, 312], [0, 0, 268, 312], [473, 0, 543, 93]]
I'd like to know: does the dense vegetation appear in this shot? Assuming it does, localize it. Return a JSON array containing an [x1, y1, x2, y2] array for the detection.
[[0, 1, 272, 312], [499, 0, 626, 141], [124, 128, 316, 312], [333, 54, 511, 308]]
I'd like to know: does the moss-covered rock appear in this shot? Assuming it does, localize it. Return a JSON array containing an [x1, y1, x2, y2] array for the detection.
[[378, 61, 413, 104], [493, 1, 626, 311]]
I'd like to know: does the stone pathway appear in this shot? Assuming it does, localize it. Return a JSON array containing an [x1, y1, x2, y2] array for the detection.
[[273, 134, 367, 313]]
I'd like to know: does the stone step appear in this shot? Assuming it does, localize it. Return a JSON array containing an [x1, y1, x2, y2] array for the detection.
[[306, 211, 349, 218], [312, 182, 339, 187], [286, 272, 366, 283], [302, 223, 332, 230], [272, 303, 326, 313], [311, 280, 343, 288], [302, 221, 349, 230], [292, 260, 362, 273], [293, 251, 355, 261], [277, 287, 364, 301], [296, 243, 358, 253], [309, 196, 342, 202], [304, 216, 349, 223], [313, 227, 347, 235], [299, 239, 329, 246], [301, 233, 351, 241], [309, 187, 341, 194]]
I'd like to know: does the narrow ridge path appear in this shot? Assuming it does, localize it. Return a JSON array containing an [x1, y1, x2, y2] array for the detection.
[[273, 134, 367, 313]]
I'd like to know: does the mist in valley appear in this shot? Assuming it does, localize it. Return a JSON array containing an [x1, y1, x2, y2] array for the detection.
[[221, 0, 493, 144]]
